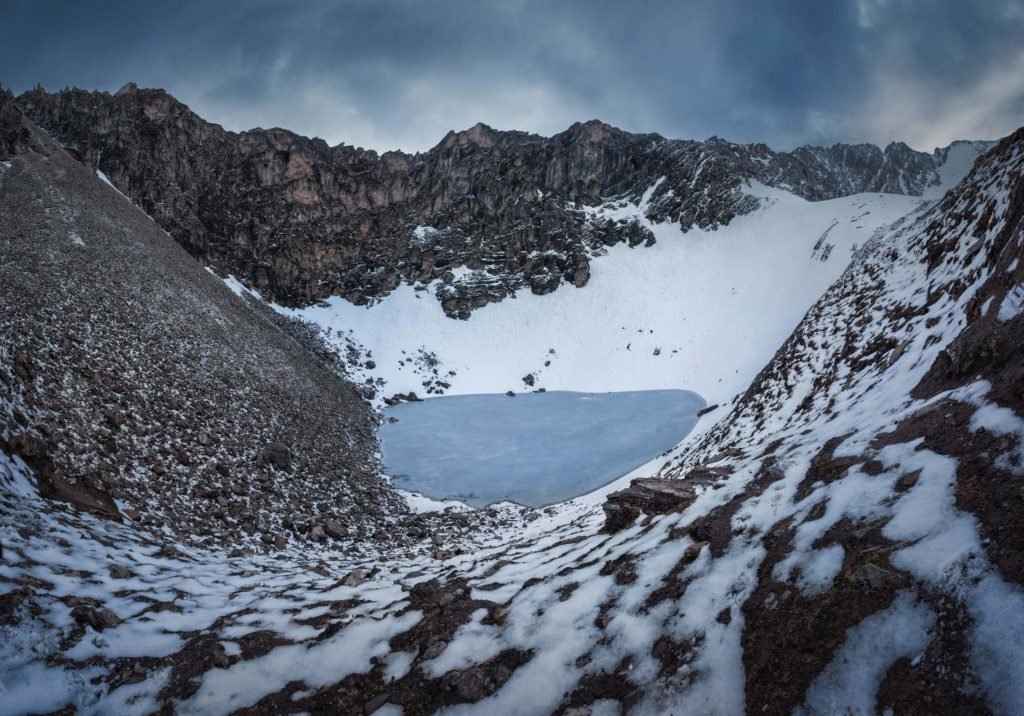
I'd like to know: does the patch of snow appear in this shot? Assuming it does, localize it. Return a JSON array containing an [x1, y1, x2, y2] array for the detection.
[[422, 608, 502, 676], [411, 225, 441, 248], [980, 295, 995, 316], [182, 610, 421, 713], [922, 141, 992, 200], [95, 169, 129, 201], [799, 593, 934, 715], [998, 284, 1024, 321], [216, 271, 266, 302], [397, 489, 473, 514]]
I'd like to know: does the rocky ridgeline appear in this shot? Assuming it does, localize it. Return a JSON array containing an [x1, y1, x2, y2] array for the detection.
[[17, 83, 970, 318]]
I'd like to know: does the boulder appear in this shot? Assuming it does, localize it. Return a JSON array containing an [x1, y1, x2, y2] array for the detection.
[[603, 474, 718, 531], [342, 568, 366, 587], [323, 519, 348, 539], [71, 604, 122, 631], [263, 442, 292, 471]]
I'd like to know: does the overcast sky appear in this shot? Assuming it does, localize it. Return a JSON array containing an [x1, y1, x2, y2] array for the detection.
[[3, 0, 1023, 153]]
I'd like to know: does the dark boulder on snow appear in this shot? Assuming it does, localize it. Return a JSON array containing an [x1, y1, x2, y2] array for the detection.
[[263, 442, 293, 471], [603, 472, 719, 531], [71, 604, 122, 631]]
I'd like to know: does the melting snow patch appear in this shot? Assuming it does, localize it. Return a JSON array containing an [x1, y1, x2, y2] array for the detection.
[[967, 573, 1024, 714], [397, 489, 472, 514], [422, 608, 502, 676], [798, 592, 934, 715], [997, 284, 1024, 321]]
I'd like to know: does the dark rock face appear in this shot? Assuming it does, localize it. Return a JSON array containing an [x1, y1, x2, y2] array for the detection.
[[16, 84, 978, 318], [0, 87, 31, 155]]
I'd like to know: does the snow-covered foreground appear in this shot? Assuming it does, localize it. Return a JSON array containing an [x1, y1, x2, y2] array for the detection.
[[264, 185, 925, 415]]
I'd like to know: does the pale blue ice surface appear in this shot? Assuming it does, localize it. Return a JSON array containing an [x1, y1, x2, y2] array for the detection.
[[379, 389, 705, 508]]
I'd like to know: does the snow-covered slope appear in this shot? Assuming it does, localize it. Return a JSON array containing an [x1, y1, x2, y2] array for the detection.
[[924, 139, 997, 199], [266, 185, 924, 415]]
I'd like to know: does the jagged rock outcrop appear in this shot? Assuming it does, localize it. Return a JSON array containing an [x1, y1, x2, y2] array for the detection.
[[16, 83, 987, 318], [603, 470, 724, 531]]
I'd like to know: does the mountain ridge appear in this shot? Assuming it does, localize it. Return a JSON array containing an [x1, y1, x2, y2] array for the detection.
[[13, 83, 994, 318]]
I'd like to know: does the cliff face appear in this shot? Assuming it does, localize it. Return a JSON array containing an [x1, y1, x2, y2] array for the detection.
[[18, 84, 980, 317]]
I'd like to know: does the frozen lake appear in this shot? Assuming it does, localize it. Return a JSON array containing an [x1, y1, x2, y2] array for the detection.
[[379, 389, 705, 508]]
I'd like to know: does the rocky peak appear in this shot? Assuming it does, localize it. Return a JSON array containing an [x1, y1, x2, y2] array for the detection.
[[114, 80, 139, 96], [562, 119, 624, 144], [455, 121, 497, 147]]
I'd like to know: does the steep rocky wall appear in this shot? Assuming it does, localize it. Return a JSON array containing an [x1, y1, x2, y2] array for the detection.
[[17, 83, 971, 318]]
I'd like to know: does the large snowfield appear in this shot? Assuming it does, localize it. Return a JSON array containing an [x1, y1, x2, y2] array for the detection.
[[267, 184, 927, 414], [221, 180, 934, 514]]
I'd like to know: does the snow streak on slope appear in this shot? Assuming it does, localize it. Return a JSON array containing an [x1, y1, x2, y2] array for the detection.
[[922, 140, 995, 199], [269, 184, 923, 413]]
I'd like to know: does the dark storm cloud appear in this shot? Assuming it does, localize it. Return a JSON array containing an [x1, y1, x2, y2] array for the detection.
[[2, 0, 1022, 152]]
